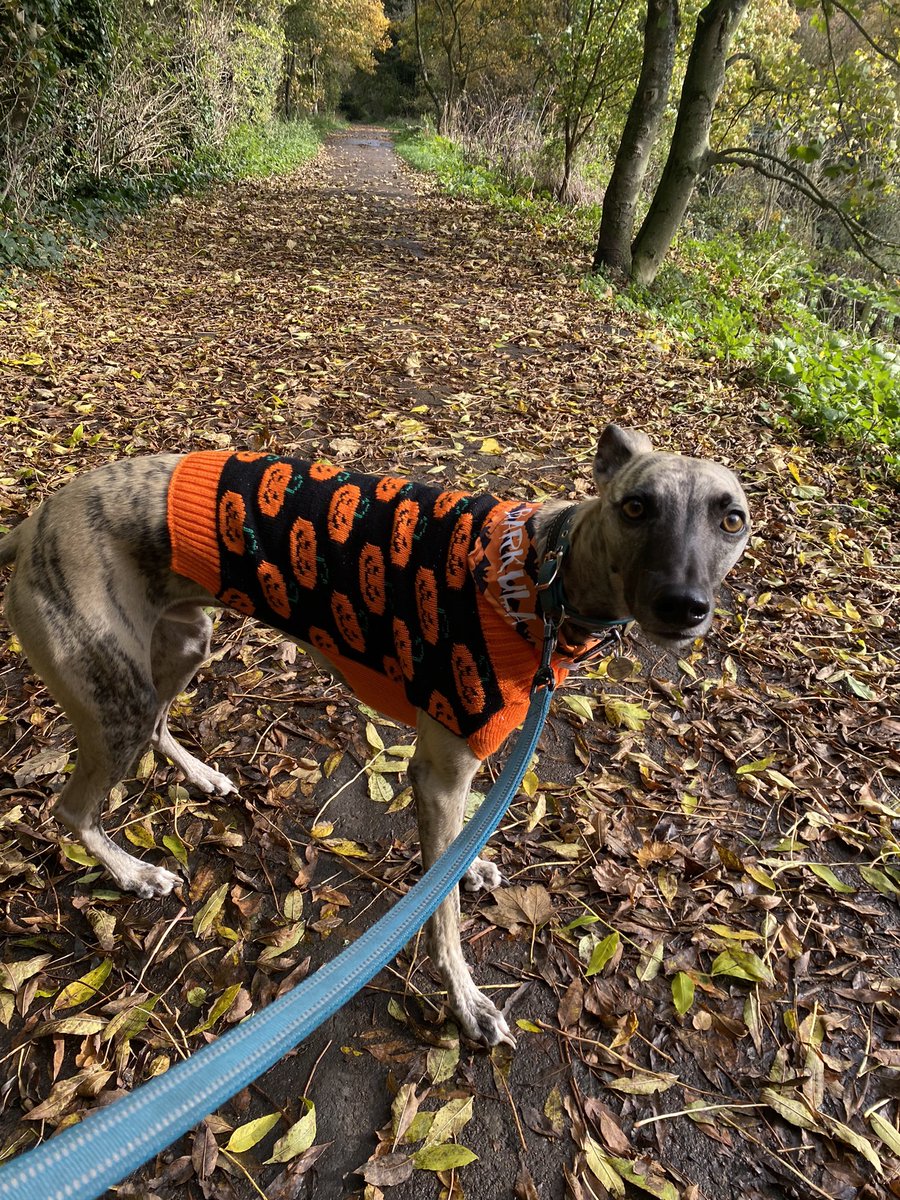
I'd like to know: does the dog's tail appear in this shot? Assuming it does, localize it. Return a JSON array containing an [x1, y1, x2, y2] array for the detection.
[[0, 525, 22, 569]]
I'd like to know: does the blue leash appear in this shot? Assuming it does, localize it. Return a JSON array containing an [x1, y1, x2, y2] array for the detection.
[[0, 683, 554, 1200]]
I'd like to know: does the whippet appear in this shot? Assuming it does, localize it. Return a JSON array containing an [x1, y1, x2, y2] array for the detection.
[[0, 424, 749, 1045]]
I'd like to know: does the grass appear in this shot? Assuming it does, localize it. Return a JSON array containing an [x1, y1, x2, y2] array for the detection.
[[0, 117, 339, 279], [397, 128, 900, 481]]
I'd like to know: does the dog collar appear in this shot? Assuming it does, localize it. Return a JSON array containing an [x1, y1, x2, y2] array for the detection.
[[536, 505, 633, 634]]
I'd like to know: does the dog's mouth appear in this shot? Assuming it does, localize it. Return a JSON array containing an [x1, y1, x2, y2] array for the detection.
[[640, 625, 707, 652]]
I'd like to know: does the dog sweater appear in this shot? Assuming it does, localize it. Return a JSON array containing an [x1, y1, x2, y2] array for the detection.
[[167, 451, 585, 759]]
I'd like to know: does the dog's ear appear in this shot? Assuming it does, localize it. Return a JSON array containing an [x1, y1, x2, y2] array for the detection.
[[593, 425, 653, 490]]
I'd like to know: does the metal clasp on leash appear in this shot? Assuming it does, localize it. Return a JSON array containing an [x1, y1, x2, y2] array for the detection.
[[531, 609, 562, 695]]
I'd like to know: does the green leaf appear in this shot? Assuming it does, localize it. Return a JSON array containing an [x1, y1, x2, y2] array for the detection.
[[225, 1112, 281, 1153], [608, 1156, 679, 1199], [710, 948, 775, 986], [808, 863, 855, 893], [102, 995, 159, 1042], [193, 882, 228, 938], [672, 972, 695, 1015], [585, 931, 619, 977], [736, 756, 776, 775], [760, 1087, 819, 1131], [162, 832, 189, 867], [60, 842, 100, 867], [266, 1098, 316, 1163], [822, 1115, 882, 1175], [844, 674, 876, 700], [190, 983, 242, 1035], [859, 866, 900, 897], [582, 1138, 626, 1196]]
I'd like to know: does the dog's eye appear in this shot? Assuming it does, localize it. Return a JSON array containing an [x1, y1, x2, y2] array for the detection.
[[621, 498, 645, 520], [721, 511, 745, 534]]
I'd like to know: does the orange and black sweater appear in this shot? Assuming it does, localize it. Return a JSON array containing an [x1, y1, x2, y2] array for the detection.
[[167, 451, 581, 759]]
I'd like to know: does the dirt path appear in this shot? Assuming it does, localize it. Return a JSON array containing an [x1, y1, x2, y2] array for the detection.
[[0, 127, 898, 1200]]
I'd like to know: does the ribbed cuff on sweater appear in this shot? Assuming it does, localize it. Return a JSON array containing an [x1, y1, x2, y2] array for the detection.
[[167, 451, 231, 595]]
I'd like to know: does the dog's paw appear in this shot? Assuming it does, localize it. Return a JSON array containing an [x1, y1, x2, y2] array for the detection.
[[119, 862, 182, 899], [184, 762, 238, 798], [452, 984, 516, 1048], [462, 857, 503, 893]]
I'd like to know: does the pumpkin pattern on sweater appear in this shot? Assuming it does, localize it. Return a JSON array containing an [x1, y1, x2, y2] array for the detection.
[[166, 451, 582, 759]]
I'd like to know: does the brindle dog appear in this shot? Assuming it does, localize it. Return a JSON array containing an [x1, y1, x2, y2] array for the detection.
[[0, 425, 750, 1045]]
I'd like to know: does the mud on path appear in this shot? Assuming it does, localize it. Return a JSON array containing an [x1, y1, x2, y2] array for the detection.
[[0, 127, 898, 1200]]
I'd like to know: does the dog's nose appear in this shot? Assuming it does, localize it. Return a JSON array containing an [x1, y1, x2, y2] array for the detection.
[[652, 588, 710, 628]]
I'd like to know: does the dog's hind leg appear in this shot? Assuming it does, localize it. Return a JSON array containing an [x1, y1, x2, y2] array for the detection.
[[55, 720, 181, 898], [16, 639, 178, 897], [150, 607, 237, 797], [410, 713, 513, 1046], [5, 586, 179, 897]]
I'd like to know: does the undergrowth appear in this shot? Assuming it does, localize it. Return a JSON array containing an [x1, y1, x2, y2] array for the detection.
[[0, 118, 337, 279], [398, 129, 900, 480]]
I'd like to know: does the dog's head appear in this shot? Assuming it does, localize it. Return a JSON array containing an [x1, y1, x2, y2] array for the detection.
[[571, 424, 750, 651]]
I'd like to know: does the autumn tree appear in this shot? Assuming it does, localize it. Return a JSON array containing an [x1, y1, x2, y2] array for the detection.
[[592, 0, 679, 272], [407, 0, 528, 131], [282, 0, 390, 116], [593, 0, 900, 283], [626, 0, 751, 284], [519, 0, 643, 202]]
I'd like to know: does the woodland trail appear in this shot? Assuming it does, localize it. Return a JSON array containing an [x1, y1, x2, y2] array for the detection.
[[0, 128, 898, 1200]]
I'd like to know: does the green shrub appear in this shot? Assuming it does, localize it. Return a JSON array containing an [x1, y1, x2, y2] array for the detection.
[[762, 330, 900, 461]]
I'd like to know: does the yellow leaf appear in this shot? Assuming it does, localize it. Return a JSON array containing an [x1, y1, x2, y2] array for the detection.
[[225, 1112, 281, 1153], [421, 1097, 473, 1149], [267, 1099, 316, 1163], [868, 1109, 900, 1157], [322, 838, 369, 858], [413, 1144, 477, 1171], [562, 695, 594, 721], [520, 768, 539, 797], [604, 699, 651, 731], [479, 437, 502, 454], [53, 959, 113, 1011]]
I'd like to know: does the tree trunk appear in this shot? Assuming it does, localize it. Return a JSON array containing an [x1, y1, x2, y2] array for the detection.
[[629, 0, 749, 285], [592, 0, 679, 274], [413, 0, 443, 130]]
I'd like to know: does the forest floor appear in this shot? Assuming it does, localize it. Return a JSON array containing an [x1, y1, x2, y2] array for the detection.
[[0, 127, 898, 1200]]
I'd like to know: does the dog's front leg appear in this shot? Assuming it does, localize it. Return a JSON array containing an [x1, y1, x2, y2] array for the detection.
[[410, 713, 513, 1047]]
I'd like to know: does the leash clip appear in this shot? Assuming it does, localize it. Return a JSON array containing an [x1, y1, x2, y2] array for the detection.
[[532, 608, 562, 694]]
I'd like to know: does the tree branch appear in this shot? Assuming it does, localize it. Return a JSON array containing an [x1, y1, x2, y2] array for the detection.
[[713, 145, 899, 272], [821, 0, 900, 72]]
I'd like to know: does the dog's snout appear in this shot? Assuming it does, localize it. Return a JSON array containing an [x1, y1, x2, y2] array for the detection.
[[652, 587, 710, 629]]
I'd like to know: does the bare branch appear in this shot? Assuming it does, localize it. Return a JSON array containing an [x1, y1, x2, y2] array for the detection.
[[821, 0, 900, 72], [713, 145, 899, 272]]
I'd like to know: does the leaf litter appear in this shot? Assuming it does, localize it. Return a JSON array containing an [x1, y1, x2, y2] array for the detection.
[[0, 126, 898, 1198]]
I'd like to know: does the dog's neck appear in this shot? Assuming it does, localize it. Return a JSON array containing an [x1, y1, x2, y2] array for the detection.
[[531, 498, 626, 648]]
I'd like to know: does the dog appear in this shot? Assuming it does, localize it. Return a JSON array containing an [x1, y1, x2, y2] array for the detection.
[[0, 424, 749, 1046]]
